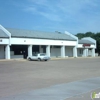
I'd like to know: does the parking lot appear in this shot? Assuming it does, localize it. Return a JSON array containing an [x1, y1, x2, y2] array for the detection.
[[0, 57, 100, 100]]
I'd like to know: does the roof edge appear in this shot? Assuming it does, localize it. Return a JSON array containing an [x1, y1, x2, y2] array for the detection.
[[65, 31, 78, 40], [11, 36, 76, 41], [0, 25, 11, 37]]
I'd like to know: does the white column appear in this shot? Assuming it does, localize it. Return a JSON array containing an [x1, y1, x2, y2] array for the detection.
[[92, 48, 95, 57], [61, 46, 65, 57], [86, 49, 88, 57], [73, 46, 77, 57], [5, 45, 10, 59], [46, 45, 50, 57], [83, 48, 86, 57], [28, 45, 32, 56]]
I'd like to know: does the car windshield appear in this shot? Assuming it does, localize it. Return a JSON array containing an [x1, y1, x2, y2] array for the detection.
[[40, 53, 46, 56]]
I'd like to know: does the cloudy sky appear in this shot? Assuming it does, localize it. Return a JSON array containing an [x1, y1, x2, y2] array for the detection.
[[0, 0, 100, 34]]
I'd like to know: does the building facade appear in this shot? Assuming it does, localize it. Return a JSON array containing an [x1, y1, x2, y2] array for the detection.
[[0, 25, 96, 59]]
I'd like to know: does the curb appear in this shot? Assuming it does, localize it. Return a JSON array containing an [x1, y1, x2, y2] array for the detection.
[[0, 57, 99, 62], [0, 59, 27, 62], [51, 57, 73, 60], [0, 59, 14, 62]]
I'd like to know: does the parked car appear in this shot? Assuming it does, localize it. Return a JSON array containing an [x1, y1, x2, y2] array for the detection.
[[27, 53, 50, 61]]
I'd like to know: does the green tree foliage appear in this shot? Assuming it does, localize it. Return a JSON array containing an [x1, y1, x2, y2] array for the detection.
[[76, 32, 95, 39], [85, 32, 95, 38], [75, 33, 85, 39], [75, 32, 100, 53], [94, 33, 100, 53]]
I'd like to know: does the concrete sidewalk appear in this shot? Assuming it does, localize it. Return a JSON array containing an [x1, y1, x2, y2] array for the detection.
[[0, 77, 100, 100]]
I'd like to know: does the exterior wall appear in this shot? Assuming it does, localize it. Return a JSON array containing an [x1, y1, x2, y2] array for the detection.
[[11, 38, 77, 46], [39, 46, 61, 57], [50, 46, 75, 57], [0, 45, 5, 59], [51, 47, 61, 57], [0, 36, 97, 59], [65, 47, 73, 57]]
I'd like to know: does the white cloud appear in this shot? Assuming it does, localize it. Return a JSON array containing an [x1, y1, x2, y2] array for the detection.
[[40, 12, 62, 21], [25, 6, 37, 12], [29, 0, 48, 5], [25, 0, 99, 21], [23, 0, 62, 21], [20, 0, 100, 33]]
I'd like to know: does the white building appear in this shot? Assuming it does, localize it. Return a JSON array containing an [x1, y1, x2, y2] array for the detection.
[[0, 24, 96, 59]]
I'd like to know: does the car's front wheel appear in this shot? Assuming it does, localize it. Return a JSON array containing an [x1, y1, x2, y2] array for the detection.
[[28, 57, 31, 61]]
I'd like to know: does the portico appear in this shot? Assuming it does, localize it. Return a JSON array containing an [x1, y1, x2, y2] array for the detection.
[[77, 38, 96, 57]]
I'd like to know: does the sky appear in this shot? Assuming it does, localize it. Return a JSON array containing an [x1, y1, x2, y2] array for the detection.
[[0, 0, 100, 34]]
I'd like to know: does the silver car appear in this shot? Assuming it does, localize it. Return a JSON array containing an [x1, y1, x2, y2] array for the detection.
[[27, 53, 50, 61]]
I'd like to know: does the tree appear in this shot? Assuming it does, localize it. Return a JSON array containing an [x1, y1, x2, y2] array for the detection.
[[75, 33, 85, 39], [85, 32, 95, 38], [93, 33, 100, 53]]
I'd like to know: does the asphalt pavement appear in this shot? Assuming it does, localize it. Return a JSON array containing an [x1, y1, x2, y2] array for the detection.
[[0, 57, 100, 100]]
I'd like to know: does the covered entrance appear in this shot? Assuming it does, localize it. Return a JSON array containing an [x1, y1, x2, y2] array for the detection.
[[10, 45, 40, 59]]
